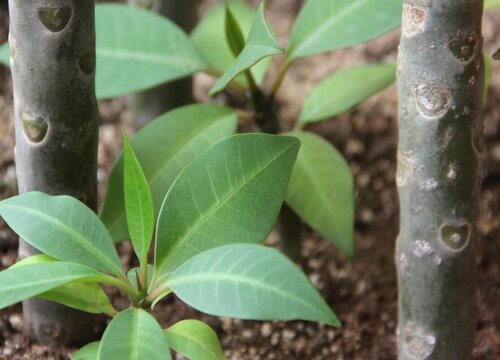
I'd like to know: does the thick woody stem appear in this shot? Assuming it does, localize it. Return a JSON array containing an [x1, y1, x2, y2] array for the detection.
[[127, 0, 199, 126], [396, 0, 484, 359], [9, 0, 103, 345]]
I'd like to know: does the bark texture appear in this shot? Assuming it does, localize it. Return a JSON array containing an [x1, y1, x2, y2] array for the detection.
[[396, 1, 484, 359], [128, 0, 199, 126], [9, 0, 103, 345]]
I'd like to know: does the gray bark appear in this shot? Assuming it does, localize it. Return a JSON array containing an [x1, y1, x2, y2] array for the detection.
[[9, 0, 103, 345], [128, 0, 199, 126], [396, 0, 484, 359]]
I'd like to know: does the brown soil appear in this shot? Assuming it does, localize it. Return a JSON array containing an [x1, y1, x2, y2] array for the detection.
[[0, 1, 499, 359]]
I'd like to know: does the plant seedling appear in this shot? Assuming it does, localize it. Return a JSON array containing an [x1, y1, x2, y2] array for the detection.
[[0, 133, 340, 359]]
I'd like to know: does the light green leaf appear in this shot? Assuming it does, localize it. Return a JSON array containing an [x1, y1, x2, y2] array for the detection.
[[72, 342, 100, 360], [285, 132, 354, 257], [154, 134, 300, 280], [191, 0, 270, 86], [0, 42, 8, 67], [300, 63, 396, 124], [39, 281, 115, 315], [287, 0, 403, 61], [167, 244, 339, 327], [100, 104, 238, 242], [97, 308, 171, 360], [209, 1, 283, 95], [0, 261, 102, 309], [225, 6, 246, 57], [123, 132, 154, 263], [485, 0, 500, 10], [165, 320, 226, 360], [95, 4, 207, 99], [11, 255, 115, 314], [0, 192, 123, 276]]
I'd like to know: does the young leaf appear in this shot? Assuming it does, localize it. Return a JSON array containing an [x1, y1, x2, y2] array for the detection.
[[154, 134, 300, 280], [0, 42, 8, 67], [285, 132, 355, 257], [74, 343, 100, 360], [165, 320, 226, 360], [209, 0, 283, 95], [167, 244, 340, 327], [225, 6, 246, 57], [127, 265, 154, 291], [191, 0, 271, 86], [299, 63, 396, 124], [0, 192, 123, 276], [95, 4, 207, 99], [0, 261, 102, 309], [287, 0, 403, 61], [97, 308, 171, 360], [73, 342, 100, 360], [123, 131, 154, 263], [100, 104, 238, 242]]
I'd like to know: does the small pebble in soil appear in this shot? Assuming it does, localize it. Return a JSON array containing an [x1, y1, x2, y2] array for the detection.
[[260, 323, 272, 338], [8, 314, 22, 332]]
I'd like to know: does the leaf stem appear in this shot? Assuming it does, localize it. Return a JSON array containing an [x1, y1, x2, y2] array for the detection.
[[100, 274, 136, 299], [269, 60, 292, 99], [140, 256, 148, 291]]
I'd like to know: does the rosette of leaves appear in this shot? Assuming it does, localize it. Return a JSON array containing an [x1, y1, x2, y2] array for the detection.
[[0, 132, 340, 359]]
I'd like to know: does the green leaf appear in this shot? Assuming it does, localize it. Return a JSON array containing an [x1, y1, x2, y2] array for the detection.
[[100, 104, 238, 242], [209, 1, 283, 95], [39, 281, 115, 315], [0, 192, 123, 276], [165, 320, 226, 360], [123, 131, 154, 263], [72, 342, 100, 360], [167, 244, 339, 327], [493, 47, 500, 60], [95, 4, 207, 99], [154, 134, 300, 280], [287, 0, 403, 61], [0, 261, 102, 309], [299, 63, 396, 124], [0, 42, 8, 67], [485, 0, 500, 10], [285, 132, 354, 257], [97, 308, 171, 360], [191, 0, 271, 86], [225, 6, 246, 57]]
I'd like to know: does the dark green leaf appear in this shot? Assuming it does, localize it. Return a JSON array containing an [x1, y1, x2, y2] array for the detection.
[[167, 244, 340, 326], [0, 42, 8, 67], [225, 6, 246, 57], [299, 64, 396, 124], [123, 131, 154, 263], [165, 320, 226, 360], [100, 105, 238, 242], [285, 132, 354, 257], [210, 1, 283, 95], [97, 308, 171, 360], [0, 192, 123, 276], [287, 0, 403, 61], [154, 134, 300, 281]]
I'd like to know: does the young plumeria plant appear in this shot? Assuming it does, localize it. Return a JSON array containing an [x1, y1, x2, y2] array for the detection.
[[0, 133, 340, 359]]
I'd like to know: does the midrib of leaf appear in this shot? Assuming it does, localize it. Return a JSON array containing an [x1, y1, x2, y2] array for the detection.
[[289, 0, 367, 59], [106, 114, 234, 236], [168, 273, 327, 319], [2, 273, 93, 292], [131, 311, 139, 360], [156, 142, 296, 276], [167, 329, 219, 359], [96, 48, 200, 70], [5, 205, 122, 276], [287, 151, 343, 238]]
